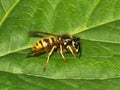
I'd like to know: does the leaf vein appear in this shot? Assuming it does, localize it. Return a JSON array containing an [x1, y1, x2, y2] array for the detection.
[[84, 0, 101, 28], [0, 0, 20, 27], [71, 19, 120, 35]]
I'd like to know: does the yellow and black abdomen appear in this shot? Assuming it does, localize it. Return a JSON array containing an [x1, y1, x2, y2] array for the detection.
[[32, 36, 57, 55]]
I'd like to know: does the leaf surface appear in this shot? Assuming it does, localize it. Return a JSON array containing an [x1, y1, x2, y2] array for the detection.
[[0, 0, 120, 89]]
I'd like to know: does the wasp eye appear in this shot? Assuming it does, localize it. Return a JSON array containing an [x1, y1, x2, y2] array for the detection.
[[73, 37, 80, 42]]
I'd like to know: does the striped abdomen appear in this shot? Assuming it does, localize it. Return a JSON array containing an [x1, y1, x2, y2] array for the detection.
[[32, 36, 57, 54]]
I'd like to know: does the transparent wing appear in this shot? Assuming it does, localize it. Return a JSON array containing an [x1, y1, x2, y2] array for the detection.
[[28, 31, 57, 37]]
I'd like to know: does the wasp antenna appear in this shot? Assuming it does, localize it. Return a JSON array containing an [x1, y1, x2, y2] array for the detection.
[[28, 31, 57, 37]]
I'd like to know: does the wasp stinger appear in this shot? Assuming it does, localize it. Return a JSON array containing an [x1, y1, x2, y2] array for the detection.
[[26, 31, 82, 71]]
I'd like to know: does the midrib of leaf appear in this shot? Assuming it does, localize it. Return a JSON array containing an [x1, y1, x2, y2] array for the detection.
[[0, 0, 19, 27], [0, 45, 32, 57], [71, 19, 120, 35], [1, 71, 120, 80]]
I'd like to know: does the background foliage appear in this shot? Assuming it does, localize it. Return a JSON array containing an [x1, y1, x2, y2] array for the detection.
[[0, 0, 120, 89]]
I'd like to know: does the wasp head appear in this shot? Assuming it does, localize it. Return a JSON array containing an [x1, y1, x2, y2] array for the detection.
[[72, 37, 81, 53]]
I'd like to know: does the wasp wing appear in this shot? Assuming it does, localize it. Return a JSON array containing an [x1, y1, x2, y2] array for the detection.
[[28, 31, 57, 37]]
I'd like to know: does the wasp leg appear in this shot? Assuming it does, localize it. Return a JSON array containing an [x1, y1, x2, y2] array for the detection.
[[67, 45, 77, 58], [60, 45, 67, 63], [43, 46, 56, 72]]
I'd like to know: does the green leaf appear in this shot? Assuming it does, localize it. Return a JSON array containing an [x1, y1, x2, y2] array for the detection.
[[1, 71, 120, 90], [0, 0, 19, 26], [0, 0, 120, 89]]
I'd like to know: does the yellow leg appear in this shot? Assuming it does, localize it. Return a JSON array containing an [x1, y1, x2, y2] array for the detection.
[[43, 46, 56, 71], [67, 45, 76, 58], [60, 45, 67, 63]]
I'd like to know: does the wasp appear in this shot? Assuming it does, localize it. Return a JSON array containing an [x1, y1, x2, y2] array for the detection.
[[26, 31, 82, 71]]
